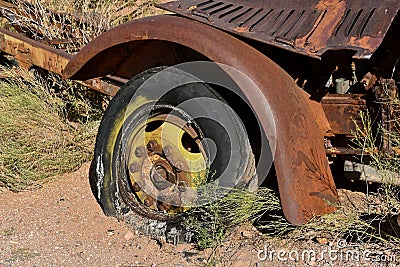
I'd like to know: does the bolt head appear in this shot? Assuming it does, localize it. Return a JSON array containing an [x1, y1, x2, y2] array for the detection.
[[157, 201, 171, 211], [129, 162, 140, 173], [163, 145, 173, 157], [175, 162, 185, 172], [132, 182, 141, 192], [144, 197, 153, 207], [134, 146, 146, 157], [147, 140, 158, 151]]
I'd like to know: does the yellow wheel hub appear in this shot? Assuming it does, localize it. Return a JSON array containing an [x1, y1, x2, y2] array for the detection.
[[126, 113, 208, 215]]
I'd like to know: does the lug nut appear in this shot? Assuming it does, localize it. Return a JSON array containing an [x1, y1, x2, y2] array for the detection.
[[132, 182, 141, 192], [144, 196, 153, 207], [175, 162, 185, 172], [163, 145, 173, 157], [147, 140, 158, 151], [134, 146, 146, 157], [177, 181, 188, 192], [157, 201, 172, 211], [129, 162, 140, 173]]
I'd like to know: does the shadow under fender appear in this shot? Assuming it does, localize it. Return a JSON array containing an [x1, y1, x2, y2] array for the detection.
[[63, 15, 338, 225]]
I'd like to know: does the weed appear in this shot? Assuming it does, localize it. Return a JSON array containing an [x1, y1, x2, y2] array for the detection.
[[0, 67, 99, 191], [9, 248, 39, 262], [184, 184, 283, 264], [276, 107, 400, 247], [349, 108, 400, 240], [1, 0, 166, 53], [3, 226, 16, 237]]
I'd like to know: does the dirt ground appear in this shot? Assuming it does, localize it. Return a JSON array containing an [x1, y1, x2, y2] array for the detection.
[[0, 163, 262, 267], [1, 163, 400, 267]]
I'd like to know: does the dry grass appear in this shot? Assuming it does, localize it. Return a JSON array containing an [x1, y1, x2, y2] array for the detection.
[[0, 67, 99, 191], [0, 0, 167, 192], [184, 185, 283, 249], [1, 0, 166, 52]]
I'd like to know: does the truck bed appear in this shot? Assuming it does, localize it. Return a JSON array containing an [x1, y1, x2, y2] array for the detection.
[[158, 0, 400, 59]]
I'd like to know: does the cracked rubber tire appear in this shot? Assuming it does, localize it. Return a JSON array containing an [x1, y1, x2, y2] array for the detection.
[[91, 66, 256, 242]]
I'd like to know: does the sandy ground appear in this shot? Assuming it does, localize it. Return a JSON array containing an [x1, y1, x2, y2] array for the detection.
[[0, 163, 196, 267], [0, 163, 264, 267], [1, 163, 400, 267]]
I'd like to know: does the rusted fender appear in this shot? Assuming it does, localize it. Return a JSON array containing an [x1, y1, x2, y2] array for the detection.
[[63, 15, 338, 225]]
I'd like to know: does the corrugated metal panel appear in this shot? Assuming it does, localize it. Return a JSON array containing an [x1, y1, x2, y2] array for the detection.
[[158, 0, 400, 59]]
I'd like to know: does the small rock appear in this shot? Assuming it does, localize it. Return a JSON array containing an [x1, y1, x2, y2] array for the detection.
[[316, 237, 329, 245], [241, 230, 254, 238], [107, 229, 115, 236], [124, 230, 135, 241]]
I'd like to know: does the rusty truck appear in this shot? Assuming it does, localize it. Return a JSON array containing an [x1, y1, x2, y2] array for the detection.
[[0, 0, 399, 240]]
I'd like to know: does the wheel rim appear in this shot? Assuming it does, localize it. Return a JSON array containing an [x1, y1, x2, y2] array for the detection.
[[125, 106, 208, 216]]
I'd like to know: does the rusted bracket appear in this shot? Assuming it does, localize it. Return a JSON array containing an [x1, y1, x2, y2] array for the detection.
[[321, 94, 367, 136], [0, 27, 120, 95], [0, 27, 71, 75]]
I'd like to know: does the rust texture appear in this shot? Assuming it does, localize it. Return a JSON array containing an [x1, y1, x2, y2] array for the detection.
[[0, 27, 72, 75], [321, 94, 366, 136], [158, 0, 400, 59], [373, 79, 400, 155], [0, 28, 120, 95], [63, 15, 338, 225]]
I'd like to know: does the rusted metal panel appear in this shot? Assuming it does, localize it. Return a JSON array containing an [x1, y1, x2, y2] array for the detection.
[[64, 15, 338, 225], [157, 0, 400, 59], [0, 28, 71, 75], [321, 94, 366, 136], [0, 28, 120, 95]]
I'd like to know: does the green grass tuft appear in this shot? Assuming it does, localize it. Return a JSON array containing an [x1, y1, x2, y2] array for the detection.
[[184, 185, 283, 249]]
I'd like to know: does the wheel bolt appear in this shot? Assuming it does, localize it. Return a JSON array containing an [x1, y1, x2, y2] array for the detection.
[[134, 146, 146, 157], [147, 140, 158, 151], [157, 201, 171, 211], [175, 162, 185, 172], [132, 182, 141, 192], [144, 196, 153, 207], [163, 145, 173, 157], [178, 181, 188, 192], [129, 162, 140, 173]]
